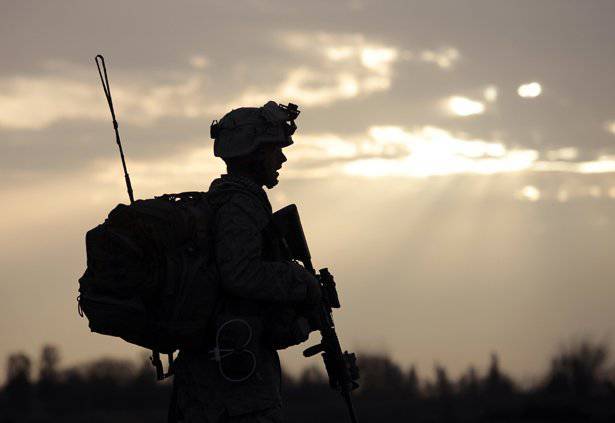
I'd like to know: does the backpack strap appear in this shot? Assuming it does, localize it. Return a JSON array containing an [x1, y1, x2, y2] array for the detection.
[[151, 351, 175, 380], [150, 191, 208, 381]]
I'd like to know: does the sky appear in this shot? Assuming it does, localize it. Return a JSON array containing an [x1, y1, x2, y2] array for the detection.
[[2, 0, 615, 385]]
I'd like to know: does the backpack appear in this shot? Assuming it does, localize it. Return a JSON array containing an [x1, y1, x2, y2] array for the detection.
[[77, 191, 219, 379]]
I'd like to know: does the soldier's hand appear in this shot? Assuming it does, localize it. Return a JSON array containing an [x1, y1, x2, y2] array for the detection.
[[291, 262, 322, 305], [291, 317, 311, 343], [305, 277, 322, 305], [303, 306, 322, 331]]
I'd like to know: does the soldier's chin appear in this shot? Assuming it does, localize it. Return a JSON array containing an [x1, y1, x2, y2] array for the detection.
[[264, 172, 279, 189]]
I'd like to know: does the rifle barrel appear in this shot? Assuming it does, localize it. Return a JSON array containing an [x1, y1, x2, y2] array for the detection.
[[343, 390, 359, 423]]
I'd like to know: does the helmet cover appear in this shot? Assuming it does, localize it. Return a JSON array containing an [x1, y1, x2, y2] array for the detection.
[[211, 101, 299, 159]]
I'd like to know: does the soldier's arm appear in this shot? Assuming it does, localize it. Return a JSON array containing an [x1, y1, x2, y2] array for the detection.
[[214, 195, 310, 303]]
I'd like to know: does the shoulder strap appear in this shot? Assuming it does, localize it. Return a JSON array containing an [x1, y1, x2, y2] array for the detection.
[[155, 191, 207, 202]]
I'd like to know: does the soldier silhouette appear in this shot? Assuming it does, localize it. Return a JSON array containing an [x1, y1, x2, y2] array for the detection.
[[171, 101, 322, 422]]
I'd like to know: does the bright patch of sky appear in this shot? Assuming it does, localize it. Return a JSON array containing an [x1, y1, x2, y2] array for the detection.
[[227, 32, 405, 109], [189, 54, 209, 70], [289, 125, 535, 178], [360, 47, 398, 72], [94, 142, 223, 193], [557, 188, 569, 202], [577, 156, 615, 173], [447, 96, 486, 116], [517, 82, 542, 98], [289, 127, 615, 180], [0, 27, 612, 193], [589, 185, 602, 198], [419, 47, 460, 69], [0, 31, 408, 129], [483, 86, 498, 102], [517, 185, 541, 202], [0, 76, 106, 129], [0, 73, 214, 129]]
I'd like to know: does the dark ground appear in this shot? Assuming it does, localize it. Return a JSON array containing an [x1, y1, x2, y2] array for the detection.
[[2, 342, 615, 422]]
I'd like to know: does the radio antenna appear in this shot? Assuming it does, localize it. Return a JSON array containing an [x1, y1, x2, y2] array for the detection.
[[95, 54, 135, 204]]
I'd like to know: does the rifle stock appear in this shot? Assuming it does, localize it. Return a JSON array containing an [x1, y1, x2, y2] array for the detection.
[[271, 204, 313, 271]]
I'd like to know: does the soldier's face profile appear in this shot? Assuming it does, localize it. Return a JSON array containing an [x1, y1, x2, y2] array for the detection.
[[259, 144, 287, 189]]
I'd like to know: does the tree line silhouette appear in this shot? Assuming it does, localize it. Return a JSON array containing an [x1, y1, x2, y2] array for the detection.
[[2, 339, 615, 422]]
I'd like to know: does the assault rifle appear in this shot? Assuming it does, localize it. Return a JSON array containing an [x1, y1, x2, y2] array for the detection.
[[272, 205, 360, 423]]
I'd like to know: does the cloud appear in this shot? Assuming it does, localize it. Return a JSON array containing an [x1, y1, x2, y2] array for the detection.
[[227, 31, 402, 108], [0, 76, 105, 129], [446, 96, 486, 117], [230, 67, 363, 108], [289, 126, 615, 179], [483, 85, 498, 102], [419, 47, 460, 69], [0, 30, 466, 134], [0, 31, 409, 130], [0, 70, 216, 130], [92, 143, 224, 195], [360, 46, 398, 73], [545, 147, 578, 161], [344, 126, 537, 177], [0, 116, 215, 190], [604, 120, 615, 135], [287, 125, 537, 178], [577, 156, 615, 173], [516, 185, 541, 202], [231, 32, 461, 111], [189, 54, 209, 70], [517, 82, 542, 98]]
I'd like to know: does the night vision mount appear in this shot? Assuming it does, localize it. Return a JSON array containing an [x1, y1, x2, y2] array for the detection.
[[278, 102, 300, 136]]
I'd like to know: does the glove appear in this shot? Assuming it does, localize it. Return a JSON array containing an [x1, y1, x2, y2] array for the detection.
[[264, 309, 311, 350], [290, 261, 322, 305], [303, 305, 322, 331], [305, 277, 322, 306], [290, 317, 311, 343]]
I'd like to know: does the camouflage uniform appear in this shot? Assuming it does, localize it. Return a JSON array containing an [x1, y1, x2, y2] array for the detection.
[[173, 174, 311, 423]]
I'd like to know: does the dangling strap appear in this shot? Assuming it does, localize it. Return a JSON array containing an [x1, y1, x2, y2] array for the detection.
[[151, 350, 164, 380], [151, 350, 175, 380], [167, 353, 175, 377]]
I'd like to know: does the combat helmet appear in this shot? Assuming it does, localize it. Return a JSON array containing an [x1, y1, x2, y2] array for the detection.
[[210, 101, 300, 159]]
